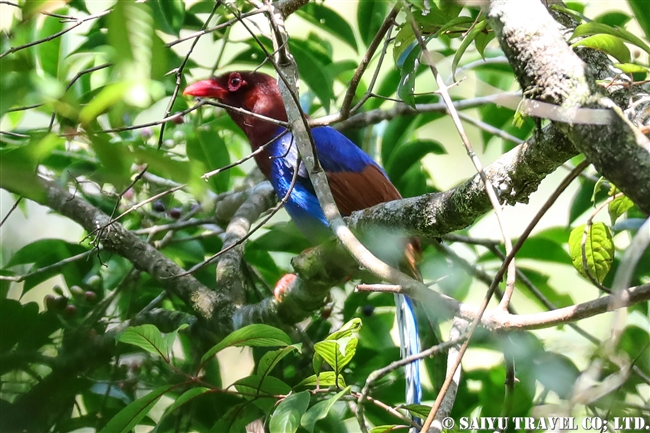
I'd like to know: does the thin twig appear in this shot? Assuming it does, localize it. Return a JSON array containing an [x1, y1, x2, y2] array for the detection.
[[0, 9, 111, 59], [0, 195, 22, 228]]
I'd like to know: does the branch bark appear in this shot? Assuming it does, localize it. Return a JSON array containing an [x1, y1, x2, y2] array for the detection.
[[488, 0, 650, 213]]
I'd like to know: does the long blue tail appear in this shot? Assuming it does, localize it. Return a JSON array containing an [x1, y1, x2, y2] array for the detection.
[[394, 294, 421, 411]]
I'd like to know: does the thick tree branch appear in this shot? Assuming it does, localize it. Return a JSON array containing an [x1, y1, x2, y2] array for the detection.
[[488, 0, 650, 213], [40, 178, 228, 328]]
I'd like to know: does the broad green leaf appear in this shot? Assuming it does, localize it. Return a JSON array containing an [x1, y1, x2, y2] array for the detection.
[[300, 386, 351, 433], [187, 129, 231, 193], [297, 372, 346, 388], [37, 9, 65, 78], [357, 0, 388, 48], [314, 338, 358, 374], [290, 39, 334, 112], [269, 391, 310, 433], [297, 3, 357, 52], [251, 222, 311, 254], [99, 385, 172, 433], [571, 22, 650, 56], [0, 134, 60, 202], [572, 34, 631, 63], [117, 324, 170, 358], [160, 387, 211, 420], [474, 31, 496, 60], [614, 63, 650, 74], [210, 403, 263, 433], [257, 345, 302, 378], [234, 375, 291, 411], [628, 0, 650, 40], [201, 324, 291, 364], [5, 238, 92, 293], [403, 403, 432, 419], [435, 16, 475, 37], [79, 83, 129, 124], [594, 11, 632, 28], [568, 223, 615, 283], [326, 318, 362, 341], [608, 194, 635, 224], [452, 19, 489, 79], [152, 0, 185, 35], [385, 139, 446, 184]]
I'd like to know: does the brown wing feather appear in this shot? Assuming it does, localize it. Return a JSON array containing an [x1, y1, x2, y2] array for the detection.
[[326, 166, 422, 280]]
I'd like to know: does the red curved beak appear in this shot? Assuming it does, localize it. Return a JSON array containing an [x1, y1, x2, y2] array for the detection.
[[183, 78, 227, 99]]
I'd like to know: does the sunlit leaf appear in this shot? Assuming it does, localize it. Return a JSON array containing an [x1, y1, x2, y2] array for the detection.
[[201, 325, 291, 364], [297, 372, 346, 388], [572, 34, 631, 63], [571, 22, 650, 56], [117, 324, 170, 358], [568, 223, 614, 283]]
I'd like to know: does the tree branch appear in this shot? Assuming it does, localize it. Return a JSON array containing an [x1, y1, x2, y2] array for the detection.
[[488, 0, 650, 213]]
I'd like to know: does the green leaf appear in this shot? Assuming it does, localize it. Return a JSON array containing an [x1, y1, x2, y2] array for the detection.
[[613, 63, 650, 74], [257, 345, 302, 377], [269, 391, 310, 433], [5, 237, 92, 293], [187, 129, 230, 193], [628, 0, 650, 40], [474, 31, 496, 59], [152, 0, 185, 35], [201, 324, 291, 364], [397, 42, 420, 107], [594, 11, 632, 28], [568, 223, 615, 283], [210, 403, 263, 433], [314, 338, 358, 374], [384, 139, 446, 184], [325, 318, 362, 341], [403, 403, 432, 419], [0, 134, 61, 202], [572, 34, 631, 63], [234, 375, 292, 411], [357, 0, 388, 48], [297, 3, 357, 52], [300, 387, 350, 433], [117, 324, 170, 359], [290, 39, 334, 112], [370, 425, 402, 433], [37, 10, 65, 77], [79, 82, 129, 124], [99, 385, 172, 433], [608, 194, 635, 224], [571, 22, 650, 56], [297, 372, 346, 388], [452, 19, 489, 79], [160, 387, 211, 420]]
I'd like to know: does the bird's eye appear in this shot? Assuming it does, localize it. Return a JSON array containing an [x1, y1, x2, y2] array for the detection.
[[228, 74, 245, 91]]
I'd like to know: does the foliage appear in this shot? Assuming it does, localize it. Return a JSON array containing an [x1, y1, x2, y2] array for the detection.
[[0, 1, 649, 432]]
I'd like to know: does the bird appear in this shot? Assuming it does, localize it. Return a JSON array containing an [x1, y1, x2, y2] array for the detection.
[[184, 71, 423, 413]]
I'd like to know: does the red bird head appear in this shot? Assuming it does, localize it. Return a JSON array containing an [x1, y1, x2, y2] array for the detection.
[[184, 71, 288, 176], [184, 71, 287, 147]]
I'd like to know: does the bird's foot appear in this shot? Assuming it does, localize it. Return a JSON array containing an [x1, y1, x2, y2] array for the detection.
[[274, 273, 297, 302]]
